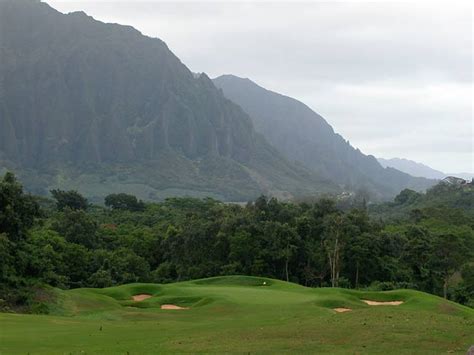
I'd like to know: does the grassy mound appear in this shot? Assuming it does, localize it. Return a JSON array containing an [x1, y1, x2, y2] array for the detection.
[[192, 275, 276, 287], [1, 276, 473, 354]]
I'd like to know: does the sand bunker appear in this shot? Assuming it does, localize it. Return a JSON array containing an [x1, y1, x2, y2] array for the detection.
[[160, 304, 189, 310], [362, 299, 403, 306], [132, 294, 152, 302], [334, 307, 352, 313]]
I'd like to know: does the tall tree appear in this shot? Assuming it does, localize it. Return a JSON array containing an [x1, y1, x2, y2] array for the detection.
[[0, 172, 40, 242], [322, 213, 346, 287], [50, 189, 88, 211], [431, 234, 467, 299], [345, 232, 376, 288], [403, 226, 434, 290]]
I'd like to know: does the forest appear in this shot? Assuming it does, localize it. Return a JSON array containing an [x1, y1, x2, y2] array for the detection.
[[1, 171, 473, 313]]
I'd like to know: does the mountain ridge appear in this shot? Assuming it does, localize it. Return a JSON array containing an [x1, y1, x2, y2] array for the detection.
[[213, 74, 435, 200], [378, 157, 473, 181], [0, 0, 336, 201]]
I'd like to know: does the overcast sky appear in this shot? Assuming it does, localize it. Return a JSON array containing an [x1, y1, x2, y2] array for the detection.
[[48, 0, 473, 174]]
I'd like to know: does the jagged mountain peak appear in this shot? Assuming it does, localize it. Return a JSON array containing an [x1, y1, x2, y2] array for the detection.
[[0, 0, 336, 201]]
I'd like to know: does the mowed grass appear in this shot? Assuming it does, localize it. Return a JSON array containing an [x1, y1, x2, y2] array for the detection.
[[1, 276, 473, 354]]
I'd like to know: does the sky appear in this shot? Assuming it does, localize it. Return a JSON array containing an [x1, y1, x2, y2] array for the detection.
[[47, 0, 473, 174]]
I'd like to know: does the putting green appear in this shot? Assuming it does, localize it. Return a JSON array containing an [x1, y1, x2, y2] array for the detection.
[[1, 276, 473, 354]]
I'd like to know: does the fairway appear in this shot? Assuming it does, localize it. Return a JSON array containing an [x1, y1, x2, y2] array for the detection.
[[1, 276, 473, 354]]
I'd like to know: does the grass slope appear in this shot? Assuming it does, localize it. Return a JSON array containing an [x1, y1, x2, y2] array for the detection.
[[1, 276, 473, 354]]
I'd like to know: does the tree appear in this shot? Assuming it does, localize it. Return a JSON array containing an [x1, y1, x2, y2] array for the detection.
[[403, 226, 434, 290], [322, 213, 346, 287], [431, 234, 467, 299], [254, 195, 268, 212], [0, 233, 15, 283], [104, 193, 145, 211], [312, 198, 338, 219], [24, 230, 70, 287], [343, 209, 377, 288], [263, 221, 299, 282], [0, 172, 41, 308], [461, 264, 474, 294], [394, 189, 420, 205], [345, 232, 375, 288], [295, 201, 337, 287], [52, 209, 98, 249], [109, 248, 150, 283], [50, 189, 88, 211], [0, 172, 40, 242], [227, 230, 261, 276]]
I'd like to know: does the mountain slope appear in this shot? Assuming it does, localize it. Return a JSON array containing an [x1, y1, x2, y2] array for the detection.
[[213, 75, 435, 200], [378, 158, 473, 181], [0, 0, 335, 201]]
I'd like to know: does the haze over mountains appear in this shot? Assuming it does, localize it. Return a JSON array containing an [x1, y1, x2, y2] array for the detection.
[[0, 0, 435, 202], [378, 158, 474, 181]]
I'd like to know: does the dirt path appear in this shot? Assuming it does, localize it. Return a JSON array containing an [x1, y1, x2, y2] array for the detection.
[[362, 299, 403, 306], [132, 294, 152, 302]]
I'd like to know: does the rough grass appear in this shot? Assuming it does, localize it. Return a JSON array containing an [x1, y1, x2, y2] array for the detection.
[[1, 276, 473, 354]]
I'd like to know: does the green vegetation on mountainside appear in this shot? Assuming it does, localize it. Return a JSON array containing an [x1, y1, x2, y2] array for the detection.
[[371, 181, 474, 221]]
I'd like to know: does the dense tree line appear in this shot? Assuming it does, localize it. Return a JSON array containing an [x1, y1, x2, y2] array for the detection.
[[1, 172, 473, 312]]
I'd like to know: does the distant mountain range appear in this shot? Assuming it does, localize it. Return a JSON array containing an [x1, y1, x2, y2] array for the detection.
[[213, 75, 434, 200], [378, 158, 473, 181], [0, 0, 435, 202]]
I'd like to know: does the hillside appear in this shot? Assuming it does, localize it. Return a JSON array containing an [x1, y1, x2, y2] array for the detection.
[[213, 75, 435, 200], [371, 178, 474, 221], [0, 0, 335, 202], [1, 276, 472, 353]]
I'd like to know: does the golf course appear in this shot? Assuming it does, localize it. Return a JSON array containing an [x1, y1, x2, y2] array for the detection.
[[1, 276, 473, 354]]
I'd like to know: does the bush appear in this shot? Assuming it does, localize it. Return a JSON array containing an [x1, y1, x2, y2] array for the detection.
[[367, 280, 417, 291], [88, 269, 114, 288], [337, 277, 352, 289], [151, 262, 176, 284]]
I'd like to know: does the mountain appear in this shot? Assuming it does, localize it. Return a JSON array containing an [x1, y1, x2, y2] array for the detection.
[[0, 0, 336, 202], [377, 158, 445, 179], [378, 158, 474, 181], [213, 75, 435, 200]]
